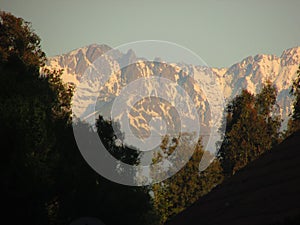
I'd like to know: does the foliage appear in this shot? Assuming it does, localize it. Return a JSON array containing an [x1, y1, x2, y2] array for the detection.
[[0, 11, 45, 70], [0, 11, 63, 225], [218, 82, 281, 176], [96, 115, 140, 165], [0, 11, 157, 225], [51, 119, 157, 225], [287, 65, 300, 133], [151, 135, 223, 225]]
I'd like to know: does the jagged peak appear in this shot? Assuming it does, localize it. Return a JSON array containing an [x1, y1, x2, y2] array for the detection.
[[50, 43, 112, 59], [280, 46, 300, 58], [253, 53, 280, 62], [226, 49, 294, 74], [280, 46, 300, 66], [86, 43, 112, 53], [241, 55, 254, 64]]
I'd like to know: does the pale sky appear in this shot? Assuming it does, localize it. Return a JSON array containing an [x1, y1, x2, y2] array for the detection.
[[1, 0, 300, 67]]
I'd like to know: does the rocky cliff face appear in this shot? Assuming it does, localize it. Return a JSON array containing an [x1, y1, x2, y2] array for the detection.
[[45, 45, 300, 139]]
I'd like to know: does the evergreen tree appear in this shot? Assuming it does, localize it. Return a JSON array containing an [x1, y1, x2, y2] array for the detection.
[[152, 135, 223, 225], [287, 65, 300, 133], [218, 83, 281, 176], [96, 115, 140, 165]]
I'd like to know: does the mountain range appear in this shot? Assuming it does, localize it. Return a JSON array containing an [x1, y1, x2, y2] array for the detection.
[[45, 44, 300, 151]]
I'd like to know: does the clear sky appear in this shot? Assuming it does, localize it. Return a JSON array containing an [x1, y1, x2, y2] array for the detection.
[[1, 0, 300, 67]]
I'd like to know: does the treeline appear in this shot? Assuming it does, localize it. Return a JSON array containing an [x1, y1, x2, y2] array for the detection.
[[218, 65, 300, 177], [151, 75, 300, 224], [1, 11, 300, 225]]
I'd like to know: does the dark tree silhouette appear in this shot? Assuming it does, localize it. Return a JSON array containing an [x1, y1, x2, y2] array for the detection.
[[288, 65, 300, 133], [218, 83, 281, 176], [0, 11, 157, 225]]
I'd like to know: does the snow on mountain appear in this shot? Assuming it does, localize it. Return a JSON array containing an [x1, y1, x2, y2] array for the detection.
[[220, 47, 300, 126], [45, 44, 112, 86], [45, 45, 300, 135]]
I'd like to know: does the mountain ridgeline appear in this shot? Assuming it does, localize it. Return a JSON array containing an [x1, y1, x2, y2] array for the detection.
[[46, 44, 300, 132]]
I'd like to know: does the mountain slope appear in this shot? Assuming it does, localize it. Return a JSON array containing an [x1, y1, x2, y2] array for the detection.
[[46, 44, 112, 85], [45, 45, 300, 127], [218, 47, 300, 123], [167, 130, 300, 225]]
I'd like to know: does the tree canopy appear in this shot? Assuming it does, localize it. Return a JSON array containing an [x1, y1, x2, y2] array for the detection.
[[287, 65, 300, 133], [152, 135, 223, 224], [0, 11, 45, 70], [218, 82, 281, 176], [0, 11, 156, 225]]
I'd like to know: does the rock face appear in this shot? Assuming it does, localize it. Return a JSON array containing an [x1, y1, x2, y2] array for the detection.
[[215, 47, 300, 124], [46, 44, 112, 86], [166, 130, 300, 225], [45, 45, 300, 139]]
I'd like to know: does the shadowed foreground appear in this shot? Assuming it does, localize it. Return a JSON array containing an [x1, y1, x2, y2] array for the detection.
[[167, 131, 300, 225]]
